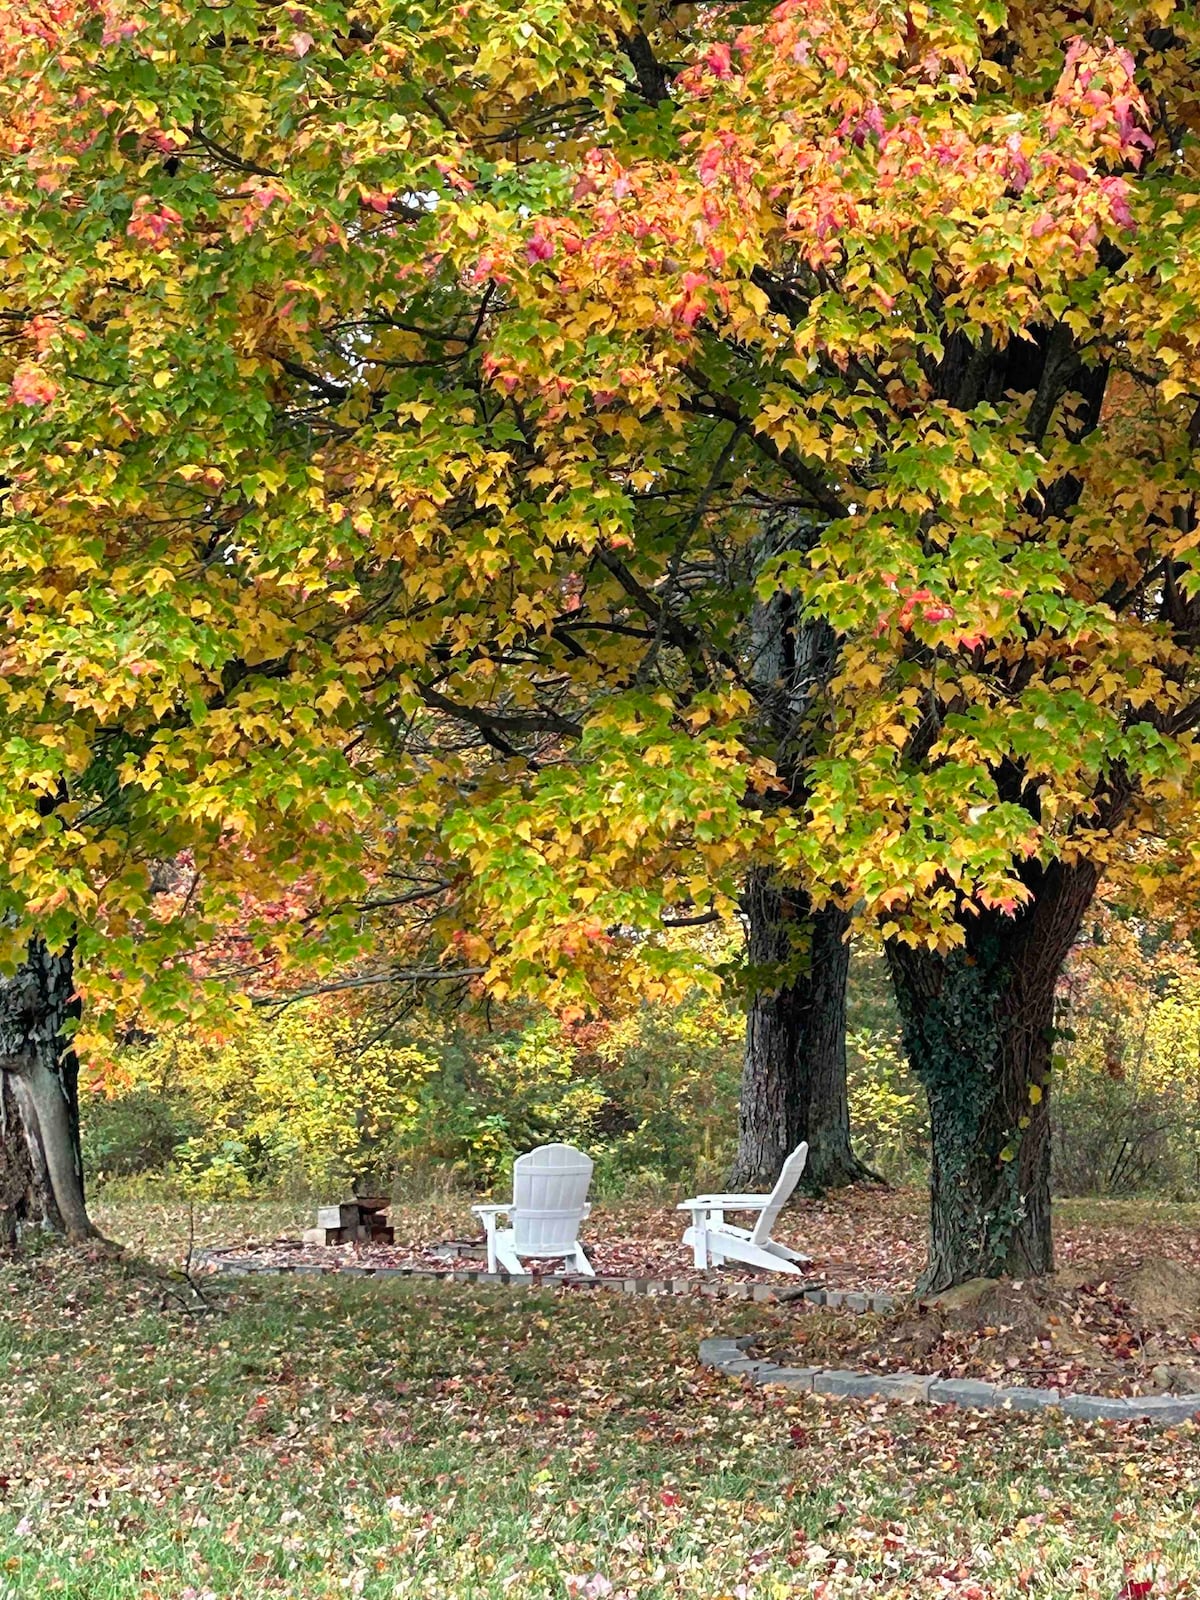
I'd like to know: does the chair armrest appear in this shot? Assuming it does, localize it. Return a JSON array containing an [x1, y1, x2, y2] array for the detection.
[[471, 1204, 511, 1220], [677, 1195, 772, 1212]]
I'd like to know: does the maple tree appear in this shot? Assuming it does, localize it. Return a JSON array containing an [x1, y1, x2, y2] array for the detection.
[[0, 0, 639, 1237], [5, 0, 1200, 1296], [0, 0, 865, 1235], [458, 0, 1200, 1287]]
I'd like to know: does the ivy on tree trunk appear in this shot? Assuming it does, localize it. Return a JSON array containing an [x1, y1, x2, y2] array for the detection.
[[0, 939, 92, 1247], [887, 860, 1099, 1292]]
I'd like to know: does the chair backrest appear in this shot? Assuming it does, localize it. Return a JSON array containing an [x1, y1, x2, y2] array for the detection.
[[749, 1142, 808, 1247], [511, 1143, 593, 1257]]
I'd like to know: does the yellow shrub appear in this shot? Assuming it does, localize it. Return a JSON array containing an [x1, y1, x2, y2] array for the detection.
[[118, 1001, 436, 1195]]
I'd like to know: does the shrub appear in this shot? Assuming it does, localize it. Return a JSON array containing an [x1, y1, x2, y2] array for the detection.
[[85, 954, 938, 1199], [846, 1027, 928, 1183], [587, 995, 744, 1191], [81, 1086, 197, 1181], [1051, 902, 1200, 1198], [398, 1015, 608, 1186], [395, 995, 743, 1191], [96, 1001, 437, 1197]]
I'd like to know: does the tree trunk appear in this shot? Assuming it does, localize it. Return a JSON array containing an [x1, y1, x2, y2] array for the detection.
[[731, 871, 874, 1190], [0, 938, 92, 1247], [733, 518, 869, 1192], [887, 861, 1099, 1291]]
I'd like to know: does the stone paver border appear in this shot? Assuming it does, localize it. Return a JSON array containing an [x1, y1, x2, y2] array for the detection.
[[699, 1335, 1200, 1427], [193, 1246, 898, 1306]]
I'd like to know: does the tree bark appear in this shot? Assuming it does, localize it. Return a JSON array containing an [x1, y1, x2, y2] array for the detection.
[[731, 512, 872, 1191], [887, 860, 1099, 1291], [731, 871, 874, 1190], [0, 938, 92, 1247]]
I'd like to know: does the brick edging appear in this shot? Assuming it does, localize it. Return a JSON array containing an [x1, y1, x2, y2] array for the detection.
[[191, 1249, 897, 1308], [699, 1336, 1200, 1426]]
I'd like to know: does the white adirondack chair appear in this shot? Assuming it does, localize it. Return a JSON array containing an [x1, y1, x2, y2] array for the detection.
[[471, 1142, 595, 1276], [678, 1142, 811, 1274]]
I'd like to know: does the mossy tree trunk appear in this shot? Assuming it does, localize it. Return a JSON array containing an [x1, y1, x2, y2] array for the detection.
[[887, 861, 1098, 1292], [0, 939, 92, 1248]]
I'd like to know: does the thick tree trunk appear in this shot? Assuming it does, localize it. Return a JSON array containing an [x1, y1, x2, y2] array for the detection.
[[733, 518, 869, 1192], [0, 939, 92, 1247], [731, 872, 873, 1190], [887, 861, 1098, 1291]]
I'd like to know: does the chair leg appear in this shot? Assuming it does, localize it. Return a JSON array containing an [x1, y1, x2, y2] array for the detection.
[[691, 1216, 710, 1267], [683, 1223, 710, 1270], [493, 1231, 526, 1276], [481, 1216, 499, 1274], [573, 1243, 595, 1277]]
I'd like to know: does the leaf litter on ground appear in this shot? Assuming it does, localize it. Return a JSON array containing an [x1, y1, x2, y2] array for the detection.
[[3, 1194, 1200, 1597]]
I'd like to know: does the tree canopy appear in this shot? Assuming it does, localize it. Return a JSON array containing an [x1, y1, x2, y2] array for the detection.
[[4, 0, 1200, 1277]]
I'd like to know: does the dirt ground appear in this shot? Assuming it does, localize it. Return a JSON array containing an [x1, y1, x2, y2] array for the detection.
[[761, 1255, 1200, 1396]]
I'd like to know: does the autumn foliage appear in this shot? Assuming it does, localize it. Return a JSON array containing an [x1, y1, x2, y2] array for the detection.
[[2, 0, 1200, 1278]]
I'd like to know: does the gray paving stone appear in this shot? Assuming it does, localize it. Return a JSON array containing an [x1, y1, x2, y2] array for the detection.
[[698, 1338, 741, 1366], [996, 1385, 1059, 1412], [802, 1288, 827, 1306], [928, 1378, 1002, 1409], [757, 1365, 820, 1391], [721, 1356, 768, 1375], [752, 1284, 778, 1302], [695, 1339, 1200, 1430], [1128, 1394, 1200, 1424], [812, 1370, 887, 1400], [868, 1371, 934, 1403], [1062, 1394, 1137, 1422], [842, 1292, 870, 1313]]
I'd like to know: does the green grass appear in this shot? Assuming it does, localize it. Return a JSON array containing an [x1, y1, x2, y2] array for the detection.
[[3, 1204, 1200, 1598]]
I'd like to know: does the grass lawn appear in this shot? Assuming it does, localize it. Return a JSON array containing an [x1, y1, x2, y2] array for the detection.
[[2, 1200, 1200, 1599]]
